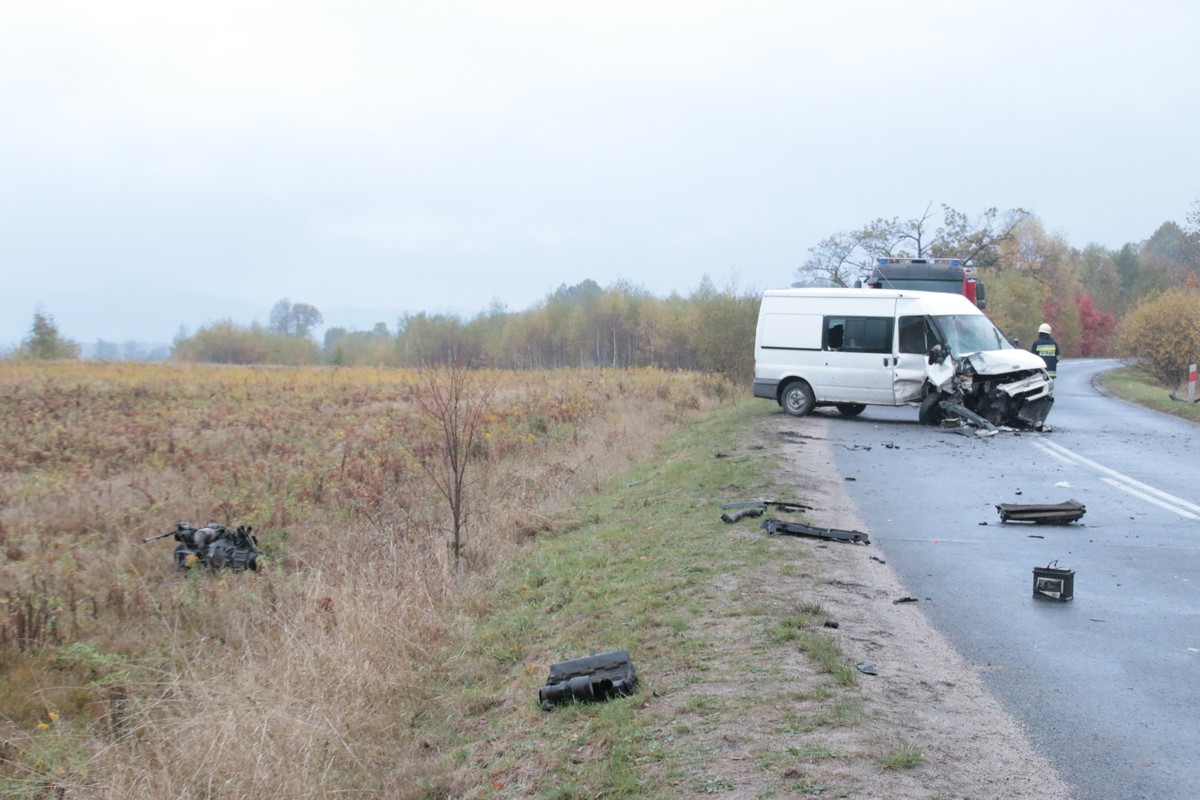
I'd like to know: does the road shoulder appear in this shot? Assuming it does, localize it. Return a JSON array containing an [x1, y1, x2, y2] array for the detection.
[[754, 410, 1074, 799]]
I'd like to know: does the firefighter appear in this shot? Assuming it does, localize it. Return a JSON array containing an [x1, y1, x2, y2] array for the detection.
[[1032, 323, 1059, 378]]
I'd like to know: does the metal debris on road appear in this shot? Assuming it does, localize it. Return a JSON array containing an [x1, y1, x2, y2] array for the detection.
[[996, 499, 1086, 524], [762, 518, 870, 545]]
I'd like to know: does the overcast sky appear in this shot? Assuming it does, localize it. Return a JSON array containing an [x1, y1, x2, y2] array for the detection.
[[3, 0, 1198, 347]]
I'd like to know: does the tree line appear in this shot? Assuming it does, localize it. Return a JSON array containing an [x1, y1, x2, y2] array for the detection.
[[11, 199, 1200, 386], [167, 278, 761, 382]]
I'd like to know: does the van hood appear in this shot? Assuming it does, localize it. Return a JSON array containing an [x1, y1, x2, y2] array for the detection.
[[958, 348, 1047, 375]]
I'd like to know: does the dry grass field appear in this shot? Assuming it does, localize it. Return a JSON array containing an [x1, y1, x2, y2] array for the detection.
[[0, 362, 733, 798]]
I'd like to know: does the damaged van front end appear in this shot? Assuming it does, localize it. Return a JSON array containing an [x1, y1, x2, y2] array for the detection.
[[922, 346, 1054, 430]]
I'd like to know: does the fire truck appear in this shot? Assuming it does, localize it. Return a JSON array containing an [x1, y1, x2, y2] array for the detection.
[[861, 258, 986, 309]]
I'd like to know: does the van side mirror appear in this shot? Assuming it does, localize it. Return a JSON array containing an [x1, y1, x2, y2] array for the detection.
[[926, 344, 946, 365]]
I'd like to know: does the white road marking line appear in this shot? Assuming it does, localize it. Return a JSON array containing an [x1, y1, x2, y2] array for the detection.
[[1101, 477, 1200, 520], [1033, 439, 1200, 518]]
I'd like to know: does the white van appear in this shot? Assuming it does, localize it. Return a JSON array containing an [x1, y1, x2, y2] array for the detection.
[[752, 288, 1053, 429]]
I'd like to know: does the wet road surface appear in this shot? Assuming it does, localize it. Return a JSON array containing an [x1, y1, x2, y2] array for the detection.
[[825, 359, 1200, 800]]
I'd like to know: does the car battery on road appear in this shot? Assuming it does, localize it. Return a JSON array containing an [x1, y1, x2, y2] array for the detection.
[[1033, 561, 1074, 601]]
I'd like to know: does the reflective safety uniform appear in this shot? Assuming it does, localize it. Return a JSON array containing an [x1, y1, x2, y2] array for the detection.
[[1032, 333, 1059, 377]]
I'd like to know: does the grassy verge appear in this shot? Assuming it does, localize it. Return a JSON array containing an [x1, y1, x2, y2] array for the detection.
[[410, 399, 864, 798], [1095, 365, 1200, 423]]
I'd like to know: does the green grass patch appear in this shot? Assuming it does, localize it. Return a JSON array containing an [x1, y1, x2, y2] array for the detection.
[[1096, 365, 1200, 422], [876, 736, 924, 770], [419, 399, 867, 796]]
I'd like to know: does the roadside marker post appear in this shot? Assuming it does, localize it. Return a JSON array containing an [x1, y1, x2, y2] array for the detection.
[[1190, 364, 1197, 405]]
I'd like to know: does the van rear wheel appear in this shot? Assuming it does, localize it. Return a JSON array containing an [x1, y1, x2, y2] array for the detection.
[[781, 381, 815, 417], [836, 403, 866, 417]]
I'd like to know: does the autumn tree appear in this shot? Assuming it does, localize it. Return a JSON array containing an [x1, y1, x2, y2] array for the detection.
[[981, 269, 1044, 347], [686, 275, 761, 383], [1075, 295, 1119, 357], [1119, 288, 1200, 386], [796, 203, 1029, 286], [172, 320, 321, 364], [404, 361, 494, 566], [324, 323, 397, 366], [268, 298, 324, 338], [15, 308, 81, 360], [1141, 221, 1200, 284]]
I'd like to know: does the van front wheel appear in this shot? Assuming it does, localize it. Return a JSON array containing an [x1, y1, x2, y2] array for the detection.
[[918, 391, 946, 425], [781, 381, 815, 417]]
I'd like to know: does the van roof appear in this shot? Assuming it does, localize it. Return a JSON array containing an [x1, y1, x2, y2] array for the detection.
[[762, 287, 980, 315]]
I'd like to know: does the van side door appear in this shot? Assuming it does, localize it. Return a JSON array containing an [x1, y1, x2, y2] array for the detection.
[[894, 314, 942, 403], [821, 308, 896, 405]]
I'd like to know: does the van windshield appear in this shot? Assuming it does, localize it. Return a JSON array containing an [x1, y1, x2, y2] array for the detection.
[[935, 315, 1012, 356]]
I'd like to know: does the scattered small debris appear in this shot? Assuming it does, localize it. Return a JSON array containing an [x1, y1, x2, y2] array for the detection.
[[978, 521, 988, 526], [1028, 534, 1045, 539], [1169, 392, 1200, 404], [855, 661, 878, 675], [870, 555, 887, 564], [884, 442, 900, 449], [779, 430, 824, 442], [997, 499, 1086, 524], [893, 596, 919, 604], [539, 649, 638, 710], [721, 499, 814, 513], [823, 620, 840, 629], [1055, 481, 1072, 488], [844, 476, 857, 482]]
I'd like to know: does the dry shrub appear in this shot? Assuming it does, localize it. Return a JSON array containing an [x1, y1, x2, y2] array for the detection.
[[1118, 288, 1200, 386], [0, 363, 735, 797]]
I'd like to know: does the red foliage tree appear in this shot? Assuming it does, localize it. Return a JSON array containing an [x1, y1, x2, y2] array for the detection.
[[1075, 294, 1118, 357]]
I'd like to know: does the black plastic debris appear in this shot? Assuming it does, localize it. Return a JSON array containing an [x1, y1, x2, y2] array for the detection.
[[823, 620, 840, 629], [1033, 561, 1074, 601], [720, 500, 813, 524], [996, 499, 1086, 524], [720, 507, 764, 524], [539, 649, 638, 710], [762, 518, 869, 545]]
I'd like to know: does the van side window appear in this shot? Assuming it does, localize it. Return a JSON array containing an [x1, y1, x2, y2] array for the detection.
[[826, 320, 845, 349], [824, 316, 892, 353], [898, 316, 937, 354]]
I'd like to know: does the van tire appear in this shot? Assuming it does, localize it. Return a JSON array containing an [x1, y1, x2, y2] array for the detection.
[[781, 381, 815, 417], [836, 403, 866, 417], [918, 391, 945, 425]]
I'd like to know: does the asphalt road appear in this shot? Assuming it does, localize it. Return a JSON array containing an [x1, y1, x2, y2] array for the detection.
[[826, 359, 1200, 800]]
